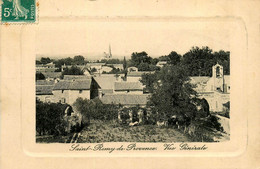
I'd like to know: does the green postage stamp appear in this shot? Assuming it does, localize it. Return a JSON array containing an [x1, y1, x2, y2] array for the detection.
[[1, 0, 36, 23]]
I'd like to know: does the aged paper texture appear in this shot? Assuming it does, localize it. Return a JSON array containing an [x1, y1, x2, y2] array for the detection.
[[1, 0, 260, 169]]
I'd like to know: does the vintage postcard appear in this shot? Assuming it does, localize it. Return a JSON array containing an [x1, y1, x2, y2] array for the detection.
[[1, 0, 259, 169]]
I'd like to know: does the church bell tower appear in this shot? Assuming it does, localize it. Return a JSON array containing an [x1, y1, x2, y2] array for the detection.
[[212, 63, 224, 92]]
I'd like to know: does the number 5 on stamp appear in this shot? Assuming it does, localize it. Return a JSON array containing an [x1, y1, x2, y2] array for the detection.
[[1, 0, 36, 23]]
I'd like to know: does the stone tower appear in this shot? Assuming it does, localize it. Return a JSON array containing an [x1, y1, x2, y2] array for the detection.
[[212, 63, 224, 92]]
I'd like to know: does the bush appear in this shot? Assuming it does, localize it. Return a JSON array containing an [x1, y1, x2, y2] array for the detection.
[[36, 72, 45, 80], [73, 97, 119, 122], [185, 115, 223, 142], [36, 100, 69, 136], [61, 66, 84, 79]]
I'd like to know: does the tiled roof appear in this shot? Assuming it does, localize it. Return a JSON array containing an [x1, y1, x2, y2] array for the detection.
[[100, 94, 149, 105], [100, 89, 114, 94], [36, 85, 53, 95], [87, 63, 106, 66], [63, 75, 91, 80], [94, 74, 122, 89], [53, 80, 91, 90], [42, 72, 62, 78], [36, 80, 55, 86], [127, 71, 155, 77], [114, 81, 143, 91]]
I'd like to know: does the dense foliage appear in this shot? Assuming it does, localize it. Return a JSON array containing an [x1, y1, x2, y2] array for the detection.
[[36, 72, 45, 80], [73, 98, 118, 123], [36, 100, 69, 136], [147, 64, 198, 121], [141, 62, 223, 141], [129, 51, 159, 71], [182, 46, 230, 76], [159, 51, 181, 65], [36, 57, 52, 65], [140, 73, 158, 93], [53, 55, 87, 70], [61, 65, 84, 79]]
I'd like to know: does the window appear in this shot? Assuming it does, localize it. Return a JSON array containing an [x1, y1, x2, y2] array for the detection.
[[228, 86, 230, 90], [62, 90, 64, 93], [79, 90, 82, 93]]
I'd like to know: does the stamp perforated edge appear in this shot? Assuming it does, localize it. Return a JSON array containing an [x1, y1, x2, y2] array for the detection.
[[0, 0, 39, 24]]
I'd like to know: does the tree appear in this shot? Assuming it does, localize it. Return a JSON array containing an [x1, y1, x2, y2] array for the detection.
[[36, 60, 41, 64], [168, 51, 181, 65], [90, 67, 97, 73], [40, 57, 51, 64], [36, 100, 68, 136], [100, 59, 123, 64], [182, 46, 230, 76], [147, 64, 198, 121], [123, 56, 127, 70], [213, 50, 230, 75], [158, 51, 182, 65], [73, 98, 118, 123], [73, 55, 85, 65], [140, 72, 158, 93], [151, 58, 159, 65], [131, 51, 152, 66], [36, 72, 45, 80], [61, 66, 84, 79]]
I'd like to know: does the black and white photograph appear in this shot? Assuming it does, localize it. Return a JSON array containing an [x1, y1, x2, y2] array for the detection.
[[35, 21, 231, 143]]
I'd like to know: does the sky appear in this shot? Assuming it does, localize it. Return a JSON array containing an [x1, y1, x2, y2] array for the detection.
[[36, 20, 231, 60]]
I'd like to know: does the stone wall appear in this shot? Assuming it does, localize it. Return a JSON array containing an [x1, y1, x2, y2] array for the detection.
[[36, 95, 55, 103], [199, 92, 230, 112], [53, 90, 90, 104]]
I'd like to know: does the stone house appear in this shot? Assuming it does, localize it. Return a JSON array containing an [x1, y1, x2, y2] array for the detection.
[[93, 74, 122, 97], [36, 80, 55, 102], [52, 78, 99, 105]]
